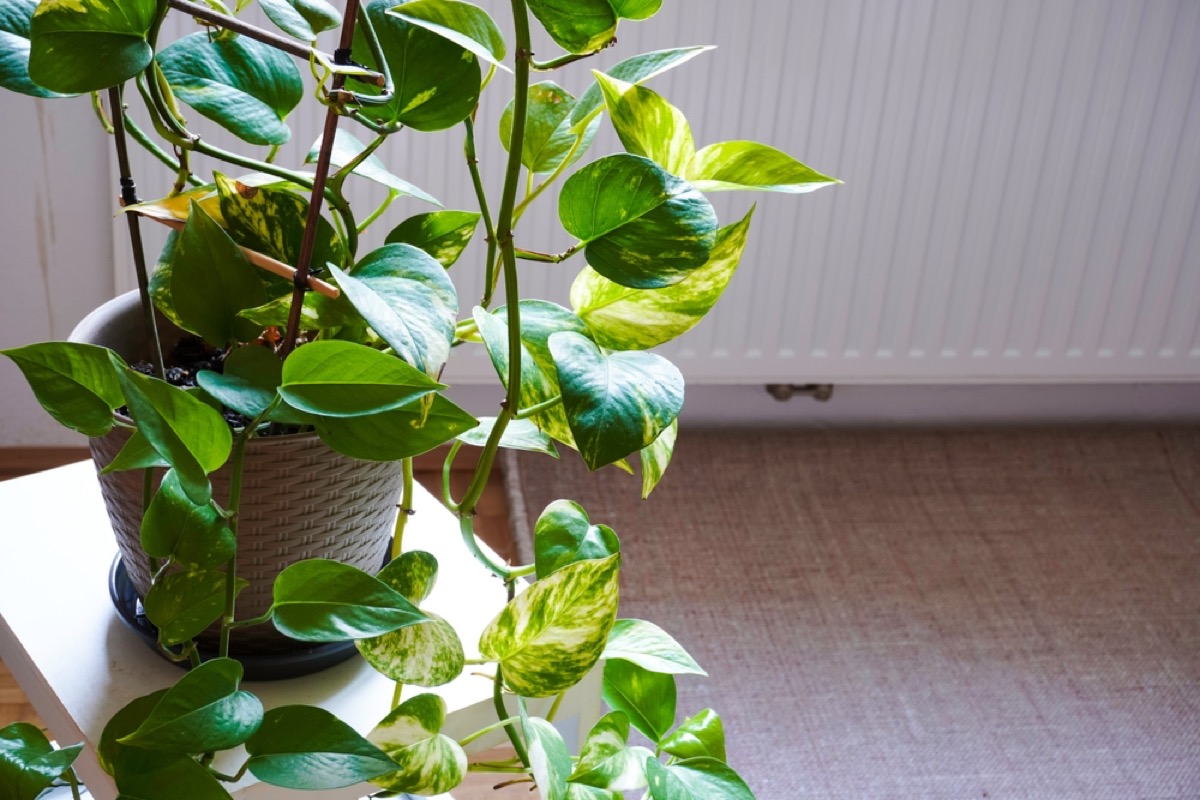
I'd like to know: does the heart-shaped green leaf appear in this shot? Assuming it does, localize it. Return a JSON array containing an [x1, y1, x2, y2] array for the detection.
[[549, 332, 683, 471], [595, 74, 694, 175], [170, 201, 268, 346], [195, 344, 281, 422], [113, 748, 234, 800], [353, 0, 481, 131], [385, 210, 480, 268], [687, 140, 839, 194], [534, 499, 619, 579], [99, 690, 168, 775], [357, 553, 463, 686], [480, 553, 620, 697], [144, 569, 247, 646], [572, 208, 754, 351], [28, 0, 156, 94], [602, 660, 675, 743], [525, 0, 615, 54], [258, 0, 341, 41], [120, 658, 263, 753], [458, 416, 558, 457], [570, 46, 714, 132], [523, 712, 572, 800], [639, 419, 676, 498], [214, 173, 344, 274], [272, 560, 429, 641], [313, 393, 476, 460], [609, 0, 660, 19], [474, 306, 559, 415], [646, 757, 754, 800], [570, 711, 653, 792], [560, 154, 717, 289], [2, 342, 125, 437], [0, 723, 82, 800], [604, 618, 705, 675], [500, 81, 600, 174], [141, 471, 235, 571], [330, 244, 458, 375], [280, 339, 443, 417], [659, 710, 725, 763], [247, 705, 397, 790], [0, 0, 72, 97], [307, 129, 441, 205], [100, 429, 170, 473], [157, 32, 303, 146], [368, 694, 466, 796], [388, 0, 507, 71], [116, 367, 232, 504]]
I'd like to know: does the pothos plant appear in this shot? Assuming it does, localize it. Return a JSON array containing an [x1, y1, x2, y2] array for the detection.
[[0, 0, 837, 797]]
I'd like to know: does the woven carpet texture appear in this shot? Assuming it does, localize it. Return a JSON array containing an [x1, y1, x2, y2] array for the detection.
[[509, 428, 1200, 800]]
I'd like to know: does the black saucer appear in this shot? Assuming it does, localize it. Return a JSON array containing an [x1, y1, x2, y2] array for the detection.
[[108, 557, 359, 681]]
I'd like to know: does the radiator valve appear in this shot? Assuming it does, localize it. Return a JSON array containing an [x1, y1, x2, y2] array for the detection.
[[765, 383, 834, 402]]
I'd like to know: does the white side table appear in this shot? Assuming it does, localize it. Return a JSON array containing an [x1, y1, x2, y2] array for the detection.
[[0, 462, 601, 799]]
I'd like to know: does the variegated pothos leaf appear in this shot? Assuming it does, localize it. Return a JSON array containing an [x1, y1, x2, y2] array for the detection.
[[639, 418, 677, 498], [368, 694, 466, 796]]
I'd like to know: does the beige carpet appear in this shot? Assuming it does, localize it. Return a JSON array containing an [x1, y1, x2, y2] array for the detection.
[[508, 428, 1200, 800]]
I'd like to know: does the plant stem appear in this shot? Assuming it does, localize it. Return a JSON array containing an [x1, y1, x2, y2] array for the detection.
[[124, 113, 202, 185], [207, 760, 250, 783], [442, 440, 464, 511], [545, 690, 565, 723], [91, 92, 113, 133], [464, 117, 499, 308], [109, 86, 166, 378], [531, 41, 615, 71], [218, 426, 252, 658], [391, 457, 414, 561], [514, 395, 561, 419], [493, 663, 530, 768], [143, 468, 159, 576], [512, 130, 587, 225], [66, 768, 82, 800], [458, 716, 520, 748], [459, 516, 510, 580], [514, 245, 578, 263]]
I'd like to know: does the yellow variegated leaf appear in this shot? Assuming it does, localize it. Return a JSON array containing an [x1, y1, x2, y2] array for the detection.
[[368, 694, 466, 796]]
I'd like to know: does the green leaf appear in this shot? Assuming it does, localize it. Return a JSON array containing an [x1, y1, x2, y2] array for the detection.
[[646, 757, 755, 800], [639, 418, 676, 498], [388, 0, 507, 71], [357, 554, 464, 686], [385, 210, 480, 268], [258, 0, 341, 41], [609, 0, 660, 20], [568, 784, 621, 800], [549, 332, 684, 471], [353, 0, 481, 131], [559, 154, 717, 289], [368, 694, 467, 795], [195, 344, 281, 421], [473, 306, 559, 422], [604, 618, 705, 676], [116, 367, 233, 505], [170, 201, 268, 346], [523, 713, 572, 800], [458, 416, 558, 457], [0, 723, 82, 800], [602, 660, 675, 742], [480, 553, 620, 697], [525, 0, 615, 54], [100, 429, 170, 473], [120, 659, 263, 753], [141, 471, 236, 571], [307, 129, 441, 205], [500, 81, 600, 174], [27, 0, 156, 94], [329, 244, 458, 375], [280, 339, 443, 417], [660, 710, 725, 763], [2, 342, 125, 437], [570, 711, 652, 792], [313, 393, 478, 461], [99, 689, 168, 775], [534, 499, 619, 579], [571, 208, 754, 351], [687, 140, 840, 194], [570, 46, 714, 132], [214, 173, 344, 273], [113, 749, 234, 800], [157, 32, 303, 146], [595, 74, 694, 175], [0, 0, 72, 97], [143, 569, 247, 646], [236, 290, 359, 336], [247, 705, 397, 790], [271, 559, 429, 641]]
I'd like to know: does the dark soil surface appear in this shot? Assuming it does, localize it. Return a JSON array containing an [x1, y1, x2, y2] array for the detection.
[[130, 337, 254, 429]]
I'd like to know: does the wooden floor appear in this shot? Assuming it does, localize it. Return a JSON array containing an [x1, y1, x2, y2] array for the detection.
[[0, 445, 516, 737]]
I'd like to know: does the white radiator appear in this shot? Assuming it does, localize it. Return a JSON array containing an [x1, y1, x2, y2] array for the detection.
[[117, 0, 1200, 385]]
